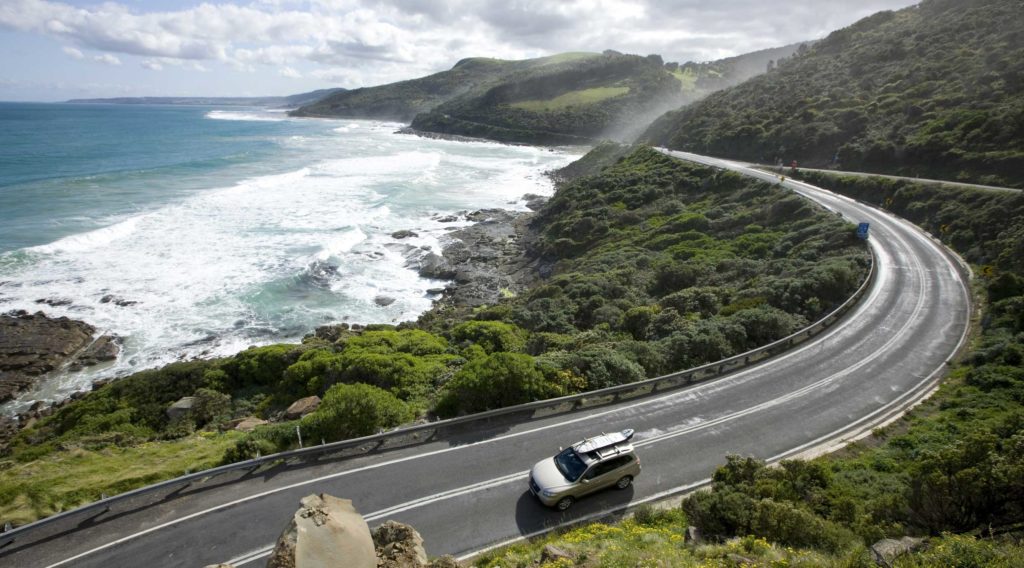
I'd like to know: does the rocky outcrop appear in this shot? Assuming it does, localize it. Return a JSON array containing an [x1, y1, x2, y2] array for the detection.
[[256, 495, 459, 568], [166, 396, 197, 421], [228, 416, 268, 432], [284, 396, 321, 420], [416, 209, 545, 308], [373, 520, 459, 568], [267, 494, 376, 568], [870, 537, 926, 567], [0, 310, 120, 404]]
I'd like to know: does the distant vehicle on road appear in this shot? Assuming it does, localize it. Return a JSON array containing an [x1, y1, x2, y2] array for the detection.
[[528, 429, 641, 511]]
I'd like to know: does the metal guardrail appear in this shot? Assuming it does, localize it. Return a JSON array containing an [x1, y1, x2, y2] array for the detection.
[[1, 251, 875, 551]]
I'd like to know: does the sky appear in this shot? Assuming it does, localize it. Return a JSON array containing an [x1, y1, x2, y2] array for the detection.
[[0, 0, 920, 102]]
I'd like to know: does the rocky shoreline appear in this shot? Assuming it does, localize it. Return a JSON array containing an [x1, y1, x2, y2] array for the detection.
[[412, 201, 550, 313]]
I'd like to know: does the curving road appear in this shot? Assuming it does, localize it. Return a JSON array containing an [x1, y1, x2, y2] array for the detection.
[[1, 151, 971, 568]]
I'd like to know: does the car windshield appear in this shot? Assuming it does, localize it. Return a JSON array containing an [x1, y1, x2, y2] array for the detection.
[[553, 447, 588, 481]]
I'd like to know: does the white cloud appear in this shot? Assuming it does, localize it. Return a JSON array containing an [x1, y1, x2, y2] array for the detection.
[[93, 53, 121, 65], [279, 66, 301, 78], [3, 0, 922, 90]]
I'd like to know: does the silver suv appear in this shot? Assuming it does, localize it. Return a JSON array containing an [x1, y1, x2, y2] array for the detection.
[[528, 429, 641, 511]]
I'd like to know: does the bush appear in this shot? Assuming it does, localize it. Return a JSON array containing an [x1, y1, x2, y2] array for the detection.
[[437, 352, 553, 416], [191, 388, 231, 428], [451, 320, 527, 353], [300, 383, 415, 443]]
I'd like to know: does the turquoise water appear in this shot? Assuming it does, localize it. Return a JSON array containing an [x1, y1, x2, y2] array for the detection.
[[0, 103, 580, 407]]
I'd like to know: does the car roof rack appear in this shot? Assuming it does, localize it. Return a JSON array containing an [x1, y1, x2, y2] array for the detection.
[[575, 428, 635, 455]]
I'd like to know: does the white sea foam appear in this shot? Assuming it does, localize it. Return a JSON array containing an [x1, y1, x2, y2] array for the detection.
[[205, 110, 287, 122], [0, 119, 582, 409], [29, 216, 143, 254]]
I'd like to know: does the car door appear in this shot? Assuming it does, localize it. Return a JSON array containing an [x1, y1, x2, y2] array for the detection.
[[579, 456, 629, 496]]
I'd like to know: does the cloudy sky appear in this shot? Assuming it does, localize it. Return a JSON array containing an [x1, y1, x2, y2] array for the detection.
[[0, 0, 919, 101]]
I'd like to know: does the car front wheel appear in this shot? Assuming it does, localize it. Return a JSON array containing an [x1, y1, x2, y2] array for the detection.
[[555, 496, 574, 511], [615, 475, 633, 489]]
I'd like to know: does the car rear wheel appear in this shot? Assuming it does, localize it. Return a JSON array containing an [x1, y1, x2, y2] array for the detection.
[[555, 496, 574, 511], [615, 475, 633, 489]]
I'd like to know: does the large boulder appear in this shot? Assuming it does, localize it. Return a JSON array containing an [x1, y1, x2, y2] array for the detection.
[[166, 396, 197, 421], [267, 494, 376, 568], [373, 521, 428, 567], [372, 521, 459, 568], [870, 537, 926, 567], [284, 396, 321, 420], [230, 416, 268, 432]]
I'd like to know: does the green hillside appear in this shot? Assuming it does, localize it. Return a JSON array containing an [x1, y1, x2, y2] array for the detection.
[[643, 0, 1024, 188], [293, 45, 801, 145], [290, 53, 602, 122]]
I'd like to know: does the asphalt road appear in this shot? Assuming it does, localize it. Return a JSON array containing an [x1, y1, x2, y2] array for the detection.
[[2, 151, 972, 568]]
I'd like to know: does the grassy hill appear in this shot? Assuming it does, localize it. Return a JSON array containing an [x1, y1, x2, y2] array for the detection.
[[293, 45, 802, 145], [290, 53, 601, 122], [643, 0, 1024, 188]]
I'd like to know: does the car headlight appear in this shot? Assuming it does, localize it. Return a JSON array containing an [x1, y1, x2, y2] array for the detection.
[[541, 489, 558, 497]]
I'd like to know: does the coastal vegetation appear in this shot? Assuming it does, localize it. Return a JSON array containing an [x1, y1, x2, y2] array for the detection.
[[643, 0, 1024, 188], [0, 146, 868, 524]]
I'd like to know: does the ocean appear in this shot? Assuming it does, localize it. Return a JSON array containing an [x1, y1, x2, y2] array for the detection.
[[0, 102, 580, 409]]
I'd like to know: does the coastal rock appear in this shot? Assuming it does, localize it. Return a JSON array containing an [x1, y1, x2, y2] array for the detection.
[[76, 335, 121, 367], [541, 545, 573, 563], [230, 416, 268, 432], [267, 494, 376, 568], [0, 310, 98, 403], [870, 537, 926, 567], [435, 215, 459, 223], [418, 208, 541, 308], [373, 521, 428, 567], [312, 323, 350, 343], [166, 396, 197, 421], [522, 193, 548, 211], [417, 253, 456, 280], [285, 396, 321, 420], [34, 298, 73, 307], [391, 230, 419, 239], [99, 294, 138, 307], [374, 296, 397, 307]]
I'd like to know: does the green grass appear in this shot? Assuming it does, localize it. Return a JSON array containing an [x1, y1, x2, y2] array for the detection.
[[472, 508, 865, 567], [671, 67, 697, 92], [0, 431, 243, 525], [535, 52, 601, 66], [510, 86, 630, 112]]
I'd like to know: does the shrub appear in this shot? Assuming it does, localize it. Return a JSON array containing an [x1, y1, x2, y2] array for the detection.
[[300, 383, 415, 443], [451, 320, 527, 353], [191, 388, 231, 428], [437, 352, 552, 416]]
